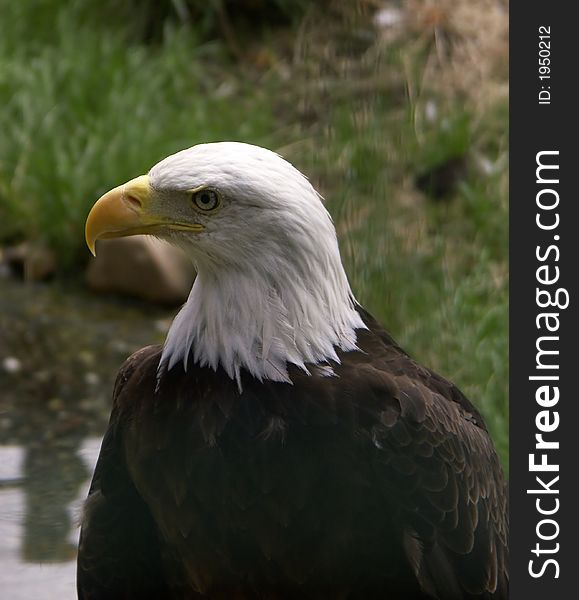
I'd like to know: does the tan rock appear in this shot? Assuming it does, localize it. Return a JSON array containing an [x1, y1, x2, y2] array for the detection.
[[1, 242, 57, 281], [86, 237, 195, 305]]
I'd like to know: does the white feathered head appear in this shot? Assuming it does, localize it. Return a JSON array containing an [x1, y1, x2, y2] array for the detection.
[[86, 142, 365, 386]]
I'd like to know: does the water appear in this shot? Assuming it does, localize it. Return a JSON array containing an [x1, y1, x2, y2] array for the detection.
[[0, 440, 99, 599], [0, 278, 172, 597]]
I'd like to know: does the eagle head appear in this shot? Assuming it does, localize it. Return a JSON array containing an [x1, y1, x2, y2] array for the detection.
[[85, 142, 365, 385]]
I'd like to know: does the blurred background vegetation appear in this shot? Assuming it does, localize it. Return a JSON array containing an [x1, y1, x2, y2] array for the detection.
[[0, 0, 508, 466]]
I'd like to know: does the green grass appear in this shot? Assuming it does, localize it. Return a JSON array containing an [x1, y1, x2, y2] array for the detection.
[[0, 1, 275, 264], [0, 1, 508, 467]]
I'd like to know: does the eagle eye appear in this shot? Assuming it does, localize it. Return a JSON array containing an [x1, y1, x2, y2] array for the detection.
[[192, 189, 221, 212]]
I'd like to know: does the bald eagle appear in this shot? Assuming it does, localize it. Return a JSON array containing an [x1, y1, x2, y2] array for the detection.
[[78, 143, 508, 599]]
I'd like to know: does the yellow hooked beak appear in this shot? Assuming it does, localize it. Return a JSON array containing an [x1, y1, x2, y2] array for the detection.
[[85, 175, 155, 256], [85, 175, 204, 256]]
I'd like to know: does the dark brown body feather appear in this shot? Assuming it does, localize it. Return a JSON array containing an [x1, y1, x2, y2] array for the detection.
[[77, 309, 508, 599]]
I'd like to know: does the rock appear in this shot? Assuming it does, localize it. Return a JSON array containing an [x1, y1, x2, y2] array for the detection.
[[2, 356, 22, 374], [84, 372, 100, 386], [85, 237, 195, 305], [1, 242, 57, 281]]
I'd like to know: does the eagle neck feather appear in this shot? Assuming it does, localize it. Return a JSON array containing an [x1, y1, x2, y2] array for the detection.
[[159, 250, 365, 388]]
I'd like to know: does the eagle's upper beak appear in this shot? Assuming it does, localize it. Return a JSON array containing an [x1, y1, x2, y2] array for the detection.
[[85, 175, 153, 256]]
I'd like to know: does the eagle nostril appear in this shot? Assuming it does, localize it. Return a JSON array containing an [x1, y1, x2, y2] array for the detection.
[[125, 193, 142, 211]]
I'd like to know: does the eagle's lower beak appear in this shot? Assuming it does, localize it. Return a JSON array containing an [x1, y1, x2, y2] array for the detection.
[[85, 175, 152, 256]]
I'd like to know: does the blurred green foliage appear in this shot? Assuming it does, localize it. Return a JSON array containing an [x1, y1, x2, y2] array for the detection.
[[0, 0, 507, 467], [0, 0, 280, 262]]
